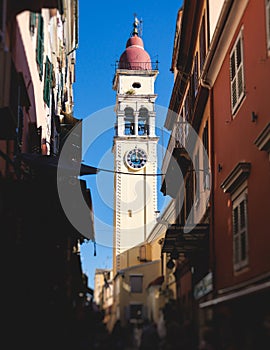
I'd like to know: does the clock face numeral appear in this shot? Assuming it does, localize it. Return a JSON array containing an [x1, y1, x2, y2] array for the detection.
[[126, 148, 147, 170]]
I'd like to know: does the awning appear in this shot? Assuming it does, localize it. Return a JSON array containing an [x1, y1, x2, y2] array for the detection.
[[199, 281, 270, 309], [162, 223, 209, 255], [18, 153, 99, 176], [161, 147, 191, 197], [147, 275, 164, 289]]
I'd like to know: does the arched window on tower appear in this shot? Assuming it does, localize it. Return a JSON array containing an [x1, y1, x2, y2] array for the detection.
[[124, 107, 135, 135], [138, 108, 149, 136]]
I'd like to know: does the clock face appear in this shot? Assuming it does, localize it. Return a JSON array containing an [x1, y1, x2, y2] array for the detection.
[[125, 148, 147, 170]]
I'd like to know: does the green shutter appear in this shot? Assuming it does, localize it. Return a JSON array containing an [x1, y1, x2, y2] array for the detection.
[[43, 56, 53, 106], [36, 14, 44, 79], [29, 12, 36, 35]]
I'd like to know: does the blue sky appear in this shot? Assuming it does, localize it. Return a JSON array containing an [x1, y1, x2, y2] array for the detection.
[[73, 0, 183, 289]]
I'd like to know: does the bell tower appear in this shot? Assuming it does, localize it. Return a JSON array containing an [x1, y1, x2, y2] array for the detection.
[[112, 17, 159, 274]]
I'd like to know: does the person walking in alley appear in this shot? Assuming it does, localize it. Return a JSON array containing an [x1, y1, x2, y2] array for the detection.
[[109, 320, 126, 349], [139, 320, 160, 350]]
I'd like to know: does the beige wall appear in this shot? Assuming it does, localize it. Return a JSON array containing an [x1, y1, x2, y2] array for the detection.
[[110, 260, 161, 329]]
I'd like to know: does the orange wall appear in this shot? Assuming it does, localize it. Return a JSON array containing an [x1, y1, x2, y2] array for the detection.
[[212, 0, 270, 290]]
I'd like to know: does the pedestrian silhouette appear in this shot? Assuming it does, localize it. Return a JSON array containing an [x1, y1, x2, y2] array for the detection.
[[139, 320, 160, 350]]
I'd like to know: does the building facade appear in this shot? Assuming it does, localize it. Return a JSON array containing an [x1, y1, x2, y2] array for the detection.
[[0, 1, 96, 349], [199, 0, 270, 348], [160, 0, 270, 348]]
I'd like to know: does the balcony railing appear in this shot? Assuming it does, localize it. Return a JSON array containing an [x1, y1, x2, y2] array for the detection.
[[173, 121, 189, 148], [115, 60, 159, 72]]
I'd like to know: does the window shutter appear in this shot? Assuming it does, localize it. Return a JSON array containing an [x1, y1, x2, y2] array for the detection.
[[36, 14, 44, 78], [193, 52, 199, 97], [236, 39, 244, 98], [230, 52, 237, 109], [266, 0, 270, 50], [230, 31, 245, 114], [0, 0, 5, 45], [29, 12, 36, 35], [233, 206, 239, 234], [44, 56, 53, 106], [239, 200, 246, 229], [233, 193, 248, 270], [130, 275, 143, 293], [199, 15, 206, 73]]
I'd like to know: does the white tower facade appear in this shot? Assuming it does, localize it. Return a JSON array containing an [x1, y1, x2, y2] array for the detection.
[[112, 19, 159, 274]]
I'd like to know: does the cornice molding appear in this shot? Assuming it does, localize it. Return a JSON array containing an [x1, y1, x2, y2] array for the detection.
[[220, 162, 251, 194], [254, 122, 270, 153]]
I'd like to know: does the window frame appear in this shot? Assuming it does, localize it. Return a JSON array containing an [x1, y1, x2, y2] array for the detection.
[[230, 29, 245, 115]]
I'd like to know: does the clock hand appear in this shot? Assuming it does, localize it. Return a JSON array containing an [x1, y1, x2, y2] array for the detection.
[[135, 150, 139, 162]]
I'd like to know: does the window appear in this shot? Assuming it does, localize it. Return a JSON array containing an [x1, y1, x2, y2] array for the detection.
[[0, 0, 5, 45], [130, 275, 143, 293], [254, 122, 270, 157], [230, 30, 245, 114], [194, 151, 200, 204], [266, 0, 270, 51], [175, 120, 188, 148], [233, 190, 248, 271], [138, 108, 149, 136], [125, 117, 134, 135], [193, 52, 199, 97], [28, 123, 42, 153], [43, 56, 53, 106], [220, 162, 251, 272], [139, 245, 146, 261], [199, 15, 206, 73], [132, 82, 141, 88], [202, 121, 210, 190], [184, 91, 190, 122], [128, 304, 143, 320], [185, 174, 194, 224], [124, 107, 134, 135], [36, 14, 44, 79], [29, 12, 36, 35]]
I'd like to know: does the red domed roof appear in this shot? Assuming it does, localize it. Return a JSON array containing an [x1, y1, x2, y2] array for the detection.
[[119, 34, 152, 70]]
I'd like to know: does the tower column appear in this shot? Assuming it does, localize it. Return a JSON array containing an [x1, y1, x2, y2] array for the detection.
[[149, 113, 156, 137], [118, 113, 125, 136], [134, 112, 139, 136]]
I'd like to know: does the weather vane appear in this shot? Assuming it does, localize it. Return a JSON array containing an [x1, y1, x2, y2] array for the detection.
[[132, 13, 143, 37]]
